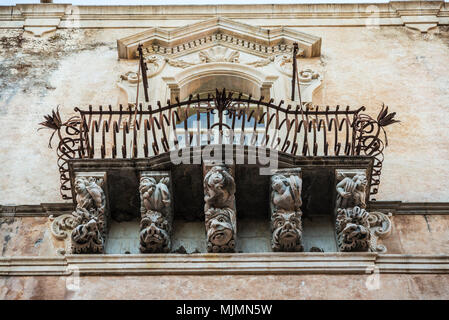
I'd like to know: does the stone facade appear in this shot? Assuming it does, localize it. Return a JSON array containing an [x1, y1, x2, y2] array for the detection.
[[1, 1, 449, 299]]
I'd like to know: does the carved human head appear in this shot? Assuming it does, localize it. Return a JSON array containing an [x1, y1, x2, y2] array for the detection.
[[271, 211, 303, 252], [74, 177, 88, 194], [140, 211, 171, 253], [205, 208, 235, 249], [353, 174, 367, 189]]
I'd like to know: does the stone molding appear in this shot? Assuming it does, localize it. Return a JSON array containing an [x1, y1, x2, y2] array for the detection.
[[1, 2, 449, 36], [1, 253, 449, 276], [161, 62, 279, 101], [116, 16, 321, 59], [3, 201, 448, 217]]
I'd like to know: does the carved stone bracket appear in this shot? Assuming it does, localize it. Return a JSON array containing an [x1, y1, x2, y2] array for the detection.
[[203, 164, 237, 253], [70, 172, 109, 254], [335, 169, 392, 253], [139, 171, 173, 253], [270, 168, 304, 252]]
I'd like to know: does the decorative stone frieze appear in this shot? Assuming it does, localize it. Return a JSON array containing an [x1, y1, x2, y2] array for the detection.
[[71, 172, 108, 254], [199, 47, 240, 63], [270, 169, 304, 252], [335, 169, 392, 253], [139, 171, 173, 253], [203, 164, 237, 253]]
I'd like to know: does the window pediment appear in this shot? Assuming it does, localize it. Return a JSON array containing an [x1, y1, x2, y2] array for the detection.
[[117, 16, 321, 60]]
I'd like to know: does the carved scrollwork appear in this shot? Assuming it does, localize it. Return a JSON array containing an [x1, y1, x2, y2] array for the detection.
[[166, 58, 197, 69], [246, 57, 274, 68], [145, 54, 166, 77], [368, 211, 392, 253], [49, 214, 77, 240], [71, 175, 107, 254], [270, 170, 304, 252], [203, 165, 237, 253], [298, 68, 319, 83], [139, 173, 173, 253]]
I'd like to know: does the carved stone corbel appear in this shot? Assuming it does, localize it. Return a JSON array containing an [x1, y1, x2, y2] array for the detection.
[[270, 169, 304, 252], [70, 172, 108, 254], [335, 169, 392, 253], [203, 164, 237, 253], [139, 171, 173, 253]]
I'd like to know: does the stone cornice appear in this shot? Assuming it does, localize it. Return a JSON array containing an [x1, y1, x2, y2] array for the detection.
[[0, 203, 73, 217], [0, 1, 448, 35], [1, 253, 449, 276], [367, 201, 449, 215], [117, 17, 321, 59], [2, 201, 448, 218]]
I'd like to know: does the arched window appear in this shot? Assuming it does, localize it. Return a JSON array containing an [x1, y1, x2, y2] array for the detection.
[[174, 91, 266, 147]]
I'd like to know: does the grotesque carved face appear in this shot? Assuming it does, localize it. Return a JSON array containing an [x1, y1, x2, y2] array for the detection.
[[140, 211, 170, 253], [336, 206, 371, 251], [271, 211, 303, 252], [205, 208, 235, 249]]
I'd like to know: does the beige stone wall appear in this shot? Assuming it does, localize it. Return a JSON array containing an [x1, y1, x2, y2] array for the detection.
[[2, 274, 449, 299], [0, 23, 448, 205]]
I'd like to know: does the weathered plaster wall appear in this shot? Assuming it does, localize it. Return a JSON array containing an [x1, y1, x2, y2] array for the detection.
[[1, 274, 449, 299], [0, 25, 449, 205], [2, 214, 448, 256], [0, 217, 59, 256]]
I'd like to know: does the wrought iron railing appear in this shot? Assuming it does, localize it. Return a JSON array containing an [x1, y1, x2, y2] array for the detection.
[[40, 89, 398, 200]]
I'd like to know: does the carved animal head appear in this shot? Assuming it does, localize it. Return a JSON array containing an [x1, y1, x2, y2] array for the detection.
[[205, 208, 235, 251], [271, 211, 303, 252], [140, 211, 171, 253]]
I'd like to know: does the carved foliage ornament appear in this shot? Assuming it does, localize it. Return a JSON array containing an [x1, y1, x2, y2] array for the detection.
[[166, 47, 273, 69], [335, 170, 392, 253], [71, 176, 107, 254], [203, 165, 236, 253], [139, 174, 173, 253], [270, 171, 304, 252]]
